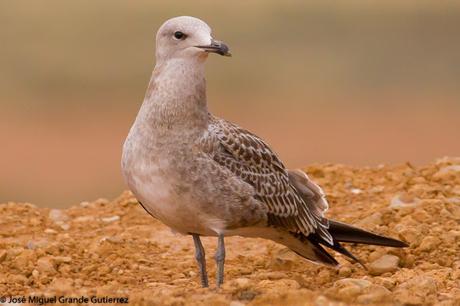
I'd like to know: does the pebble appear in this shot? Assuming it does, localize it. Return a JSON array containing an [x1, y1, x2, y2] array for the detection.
[[32, 269, 40, 278], [338, 266, 352, 277], [418, 236, 440, 252], [433, 165, 460, 180], [60, 223, 71, 231], [0, 250, 7, 263], [394, 276, 438, 305], [73, 215, 96, 222], [53, 256, 72, 264], [369, 254, 400, 275], [356, 212, 382, 227], [37, 256, 56, 274], [233, 277, 251, 289], [350, 188, 363, 194], [390, 193, 420, 209], [328, 278, 371, 301], [101, 215, 121, 223], [44, 228, 58, 234], [27, 239, 49, 249], [50, 277, 74, 293], [271, 247, 297, 269], [48, 209, 69, 223], [356, 285, 391, 304]]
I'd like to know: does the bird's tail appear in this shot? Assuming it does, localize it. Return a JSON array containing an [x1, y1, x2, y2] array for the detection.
[[271, 221, 407, 268]]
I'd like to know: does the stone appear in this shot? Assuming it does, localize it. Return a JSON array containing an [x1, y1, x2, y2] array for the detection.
[[36, 256, 56, 274], [48, 209, 69, 223], [418, 236, 440, 252], [356, 285, 391, 303], [27, 238, 49, 249], [53, 256, 72, 264], [332, 278, 372, 300], [101, 215, 120, 223], [50, 277, 74, 293], [394, 276, 437, 305], [338, 266, 352, 277], [356, 212, 382, 228], [0, 250, 7, 263], [390, 193, 420, 209], [369, 254, 400, 275], [234, 277, 251, 288], [60, 223, 71, 231], [433, 165, 460, 180], [350, 188, 363, 194]]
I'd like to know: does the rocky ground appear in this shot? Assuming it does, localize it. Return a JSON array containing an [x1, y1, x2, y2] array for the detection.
[[1, 158, 459, 305]]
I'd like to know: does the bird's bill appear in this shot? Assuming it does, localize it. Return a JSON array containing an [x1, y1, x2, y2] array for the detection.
[[195, 40, 231, 57]]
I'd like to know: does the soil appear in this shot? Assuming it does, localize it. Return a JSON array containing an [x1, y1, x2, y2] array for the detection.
[[1, 158, 459, 305]]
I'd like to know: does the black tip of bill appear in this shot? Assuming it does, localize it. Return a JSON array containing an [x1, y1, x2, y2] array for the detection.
[[196, 41, 232, 57]]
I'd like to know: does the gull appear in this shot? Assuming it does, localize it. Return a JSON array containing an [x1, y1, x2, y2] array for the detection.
[[121, 16, 407, 288]]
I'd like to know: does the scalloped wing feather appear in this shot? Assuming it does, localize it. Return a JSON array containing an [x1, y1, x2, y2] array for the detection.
[[206, 116, 333, 245]]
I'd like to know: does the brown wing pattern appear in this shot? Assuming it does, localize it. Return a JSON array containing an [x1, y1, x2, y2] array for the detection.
[[206, 116, 333, 244]]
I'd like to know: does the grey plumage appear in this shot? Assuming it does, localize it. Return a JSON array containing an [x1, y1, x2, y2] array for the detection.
[[121, 16, 407, 288]]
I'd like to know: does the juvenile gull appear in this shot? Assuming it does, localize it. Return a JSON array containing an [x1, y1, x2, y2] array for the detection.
[[121, 16, 407, 288]]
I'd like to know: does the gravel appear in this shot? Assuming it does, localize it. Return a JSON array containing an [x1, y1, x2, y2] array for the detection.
[[0, 158, 459, 305]]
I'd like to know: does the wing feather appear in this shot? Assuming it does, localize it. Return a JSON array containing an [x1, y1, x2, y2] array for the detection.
[[205, 116, 332, 244]]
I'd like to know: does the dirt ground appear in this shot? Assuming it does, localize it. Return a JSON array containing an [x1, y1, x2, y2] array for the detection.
[[0, 158, 459, 305]]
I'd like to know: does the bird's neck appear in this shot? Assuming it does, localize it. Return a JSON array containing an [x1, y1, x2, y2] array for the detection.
[[135, 57, 209, 133]]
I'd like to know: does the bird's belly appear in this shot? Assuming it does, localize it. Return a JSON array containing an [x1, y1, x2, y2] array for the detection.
[[124, 159, 223, 236]]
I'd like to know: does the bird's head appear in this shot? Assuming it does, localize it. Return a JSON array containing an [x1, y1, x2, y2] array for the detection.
[[155, 16, 231, 64]]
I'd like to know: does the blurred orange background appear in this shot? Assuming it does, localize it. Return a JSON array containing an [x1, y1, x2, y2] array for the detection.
[[1, 1, 459, 207]]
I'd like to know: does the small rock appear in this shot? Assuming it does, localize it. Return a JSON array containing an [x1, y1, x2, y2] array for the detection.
[[418, 236, 440, 252], [377, 277, 396, 289], [10, 274, 28, 285], [350, 188, 363, 194], [338, 266, 352, 277], [369, 185, 385, 193], [36, 256, 56, 274], [356, 212, 382, 227], [233, 277, 251, 288], [48, 209, 69, 223], [395, 226, 421, 245], [390, 193, 420, 209], [53, 256, 72, 264], [412, 209, 431, 222], [44, 228, 58, 234], [59, 223, 70, 230], [332, 278, 371, 300], [50, 277, 74, 293], [27, 238, 49, 249], [356, 285, 391, 303], [369, 254, 400, 275], [73, 215, 96, 223], [0, 250, 7, 263], [314, 295, 331, 306], [271, 247, 297, 269], [32, 269, 39, 278], [101, 215, 121, 223], [80, 201, 90, 207], [229, 301, 246, 306], [394, 276, 437, 305], [433, 165, 460, 180], [263, 271, 286, 280]]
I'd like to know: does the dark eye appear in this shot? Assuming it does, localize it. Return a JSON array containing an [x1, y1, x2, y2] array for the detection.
[[173, 31, 186, 40]]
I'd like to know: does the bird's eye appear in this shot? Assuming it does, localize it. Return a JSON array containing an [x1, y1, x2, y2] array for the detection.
[[173, 31, 186, 40]]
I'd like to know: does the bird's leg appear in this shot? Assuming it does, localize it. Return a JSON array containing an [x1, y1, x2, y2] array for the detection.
[[215, 234, 226, 287], [192, 234, 209, 287]]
